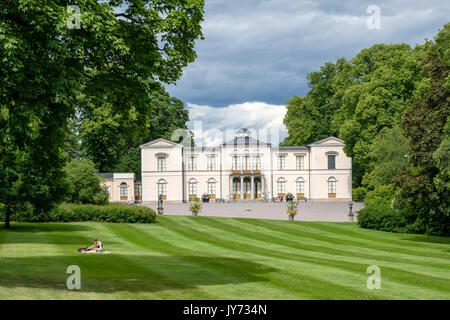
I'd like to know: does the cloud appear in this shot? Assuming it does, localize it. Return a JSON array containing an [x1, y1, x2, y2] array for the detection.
[[167, 0, 449, 107], [186, 101, 287, 146]]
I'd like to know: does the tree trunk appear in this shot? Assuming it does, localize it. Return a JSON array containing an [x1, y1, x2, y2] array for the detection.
[[5, 205, 11, 229]]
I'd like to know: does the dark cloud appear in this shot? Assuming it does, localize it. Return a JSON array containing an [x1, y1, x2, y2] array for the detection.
[[167, 0, 449, 107]]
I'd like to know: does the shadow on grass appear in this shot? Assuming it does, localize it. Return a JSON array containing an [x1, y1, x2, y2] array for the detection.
[[0, 223, 121, 246], [0, 254, 277, 294], [401, 235, 450, 245]]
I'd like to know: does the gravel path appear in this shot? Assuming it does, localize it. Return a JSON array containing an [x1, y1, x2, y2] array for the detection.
[[141, 201, 365, 222]]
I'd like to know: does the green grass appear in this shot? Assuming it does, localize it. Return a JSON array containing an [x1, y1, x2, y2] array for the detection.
[[0, 216, 449, 299]]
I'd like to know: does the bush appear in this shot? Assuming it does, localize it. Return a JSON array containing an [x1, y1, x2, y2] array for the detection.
[[365, 184, 395, 205], [352, 186, 368, 202], [357, 201, 407, 233], [48, 203, 157, 223]]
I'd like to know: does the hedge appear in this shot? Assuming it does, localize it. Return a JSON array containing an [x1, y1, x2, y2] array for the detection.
[[0, 203, 157, 224], [357, 202, 407, 233]]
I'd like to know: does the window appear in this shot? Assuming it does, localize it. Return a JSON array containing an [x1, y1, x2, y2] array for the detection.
[[207, 156, 216, 171], [207, 179, 216, 197], [278, 155, 286, 170], [188, 179, 197, 197], [188, 156, 197, 171], [296, 155, 305, 170], [157, 157, 167, 171], [296, 178, 305, 198], [158, 179, 167, 200], [120, 182, 128, 200], [135, 184, 142, 201], [244, 156, 250, 170], [232, 156, 239, 170], [328, 177, 336, 198], [327, 155, 336, 170], [277, 178, 286, 195], [254, 156, 261, 170]]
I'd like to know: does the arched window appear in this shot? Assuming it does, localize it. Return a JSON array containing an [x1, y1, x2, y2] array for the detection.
[[120, 182, 128, 201], [328, 177, 337, 198], [207, 178, 217, 198], [296, 177, 305, 198], [157, 179, 167, 200], [188, 178, 197, 198], [277, 177, 286, 197]]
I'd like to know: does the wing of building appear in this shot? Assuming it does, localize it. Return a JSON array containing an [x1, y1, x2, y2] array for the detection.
[[135, 129, 352, 203]]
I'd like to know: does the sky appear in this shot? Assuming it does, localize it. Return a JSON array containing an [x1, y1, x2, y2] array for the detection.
[[166, 0, 449, 146]]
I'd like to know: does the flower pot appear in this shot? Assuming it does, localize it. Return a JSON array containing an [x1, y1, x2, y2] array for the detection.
[[288, 215, 294, 221], [192, 211, 198, 216]]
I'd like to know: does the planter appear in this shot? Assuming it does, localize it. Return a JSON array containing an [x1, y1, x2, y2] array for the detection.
[[288, 215, 295, 221], [192, 211, 198, 216]]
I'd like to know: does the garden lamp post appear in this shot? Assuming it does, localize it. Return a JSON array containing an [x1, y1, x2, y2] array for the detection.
[[348, 201, 354, 222], [157, 194, 164, 215]]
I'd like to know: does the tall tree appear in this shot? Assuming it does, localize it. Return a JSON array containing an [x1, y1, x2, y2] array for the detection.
[[396, 24, 450, 235], [0, 0, 204, 228], [79, 89, 189, 175]]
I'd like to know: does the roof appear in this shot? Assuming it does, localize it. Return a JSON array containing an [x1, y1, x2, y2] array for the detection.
[[222, 136, 271, 147], [96, 172, 113, 179]]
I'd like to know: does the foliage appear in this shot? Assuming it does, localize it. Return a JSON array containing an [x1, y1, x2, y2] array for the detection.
[[80, 90, 190, 174], [48, 203, 157, 223], [395, 24, 450, 236], [189, 197, 202, 213], [357, 202, 408, 233], [286, 201, 298, 216], [352, 187, 368, 202], [365, 185, 395, 205], [0, 0, 204, 228], [64, 159, 109, 205], [364, 125, 410, 189]]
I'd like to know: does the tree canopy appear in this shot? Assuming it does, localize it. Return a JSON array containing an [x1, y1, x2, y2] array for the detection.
[[0, 0, 205, 228]]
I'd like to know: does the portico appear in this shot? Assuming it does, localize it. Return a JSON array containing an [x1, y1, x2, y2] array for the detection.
[[230, 172, 265, 200]]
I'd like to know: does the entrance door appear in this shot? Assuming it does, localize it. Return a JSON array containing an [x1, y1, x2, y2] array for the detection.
[[243, 178, 251, 199], [254, 178, 261, 198], [233, 178, 241, 199]]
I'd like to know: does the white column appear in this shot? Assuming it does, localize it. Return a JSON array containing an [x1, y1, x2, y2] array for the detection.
[[261, 176, 265, 199], [240, 176, 244, 199], [229, 176, 233, 200], [251, 176, 255, 199]]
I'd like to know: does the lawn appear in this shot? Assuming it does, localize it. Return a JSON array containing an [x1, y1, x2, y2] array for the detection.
[[0, 216, 449, 299]]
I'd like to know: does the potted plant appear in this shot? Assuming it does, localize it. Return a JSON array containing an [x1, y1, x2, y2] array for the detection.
[[189, 197, 202, 216], [286, 192, 295, 202], [201, 193, 210, 203], [286, 200, 298, 221]]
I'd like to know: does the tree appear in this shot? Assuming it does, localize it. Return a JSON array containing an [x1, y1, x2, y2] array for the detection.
[[80, 89, 190, 176], [363, 125, 410, 189], [396, 24, 449, 235], [0, 0, 204, 228], [282, 60, 346, 146], [64, 159, 109, 205]]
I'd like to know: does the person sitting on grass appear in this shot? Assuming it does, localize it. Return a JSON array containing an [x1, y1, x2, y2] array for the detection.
[[79, 238, 103, 253]]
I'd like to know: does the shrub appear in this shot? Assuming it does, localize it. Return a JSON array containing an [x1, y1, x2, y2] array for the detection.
[[189, 197, 202, 213], [352, 186, 368, 202], [357, 201, 407, 233], [48, 203, 157, 223], [286, 200, 298, 216], [365, 184, 395, 205]]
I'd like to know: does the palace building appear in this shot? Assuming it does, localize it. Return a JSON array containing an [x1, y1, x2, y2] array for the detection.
[[128, 128, 352, 203]]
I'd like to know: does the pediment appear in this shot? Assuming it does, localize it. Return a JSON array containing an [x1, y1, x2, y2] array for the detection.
[[140, 138, 181, 148]]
